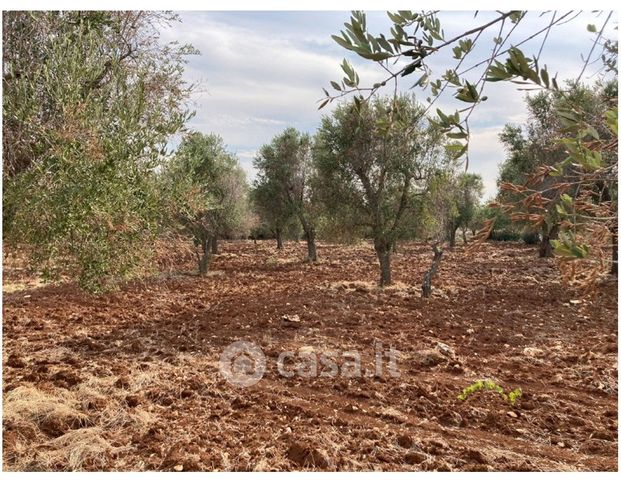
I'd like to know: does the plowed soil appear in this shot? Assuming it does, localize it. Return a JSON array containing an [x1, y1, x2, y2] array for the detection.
[[2, 240, 618, 471]]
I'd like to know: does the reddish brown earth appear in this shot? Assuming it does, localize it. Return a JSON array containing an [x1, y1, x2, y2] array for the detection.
[[2, 240, 618, 471]]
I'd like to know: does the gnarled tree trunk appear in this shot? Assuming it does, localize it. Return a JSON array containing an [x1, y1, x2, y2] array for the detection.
[[299, 216, 317, 262], [306, 228, 317, 262], [449, 226, 457, 248], [275, 228, 284, 250], [198, 236, 212, 276], [211, 235, 219, 254], [422, 244, 444, 298], [539, 224, 559, 258], [374, 239, 392, 287]]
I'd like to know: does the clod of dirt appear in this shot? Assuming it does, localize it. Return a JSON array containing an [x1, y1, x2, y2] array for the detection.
[[6, 354, 26, 368], [523, 347, 544, 357], [404, 451, 427, 465], [438, 410, 463, 427], [51, 370, 82, 388], [344, 404, 359, 413], [379, 407, 408, 424], [180, 389, 193, 399], [160, 444, 201, 471], [86, 397, 108, 411], [590, 430, 615, 442], [286, 441, 331, 469], [114, 376, 131, 389], [282, 314, 301, 328], [435, 342, 455, 358], [125, 395, 141, 408], [412, 349, 447, 368], [461, 448, 489, 464], [396, 434, 413, 448]]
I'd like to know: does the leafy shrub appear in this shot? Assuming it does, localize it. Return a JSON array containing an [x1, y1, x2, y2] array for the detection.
[[457, 379, 522, 406], [521, 230, 540, 245], [488, 229, 521, 241]]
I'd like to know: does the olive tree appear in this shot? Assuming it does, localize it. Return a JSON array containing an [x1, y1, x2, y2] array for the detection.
[[2, 11, 196, 290], [251, 173, 294, 250], [450, 173, 484, 246], [425, 170, 483, 247], [498, 84, 615, 257], [163, 132, 249, 275], [253, 128, 319, 260], [314, 94, 444, 286]]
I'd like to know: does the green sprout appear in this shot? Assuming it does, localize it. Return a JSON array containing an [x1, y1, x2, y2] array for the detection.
[[457, 379, 522, 406]]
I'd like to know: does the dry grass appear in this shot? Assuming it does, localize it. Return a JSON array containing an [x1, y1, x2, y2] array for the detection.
[[3, 378, 156, 471], [37, 428, 114, 471], [3, 386, 89, 437], [325, 280, 415, 294], [2, 386, 112, 470]]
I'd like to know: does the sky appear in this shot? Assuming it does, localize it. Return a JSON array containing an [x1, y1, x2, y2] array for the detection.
[[159, 10, 616, 198]]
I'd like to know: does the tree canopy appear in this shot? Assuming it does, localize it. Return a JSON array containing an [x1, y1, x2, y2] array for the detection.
[[2, 11, 196, 290], [314, 94, 445, 285]]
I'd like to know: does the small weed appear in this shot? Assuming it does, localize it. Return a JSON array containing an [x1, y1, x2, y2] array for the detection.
[[457, 379, 522, 406]]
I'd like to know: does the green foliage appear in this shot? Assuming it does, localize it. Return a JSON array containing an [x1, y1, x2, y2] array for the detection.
[[314, 94, 445, 284], [423, 170, 483, 244], [314, 95, 442, 244], [253, 127, 318, 258], [485, 47, 559, 90], [2, 11, 196, 291], [551, 232, 590, 259], [322, 10, 535, 157], [521, 230, 540, 245], [162, 132, 250, 272], [488, 230, 521, 242], [457, 379, 523, 406]]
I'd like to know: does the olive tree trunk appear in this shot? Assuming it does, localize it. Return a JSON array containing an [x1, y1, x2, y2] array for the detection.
[[539, 224, 559, 258], [449, 226, 457, 248], [275, 228, 284, 250], [211, 235, 219, 254], [298, 216, 317, 262], [421, 244, 444, 298], [198, 236, 212, 276], [374, 239, 392, 287], [306, 229, 317, 262]]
